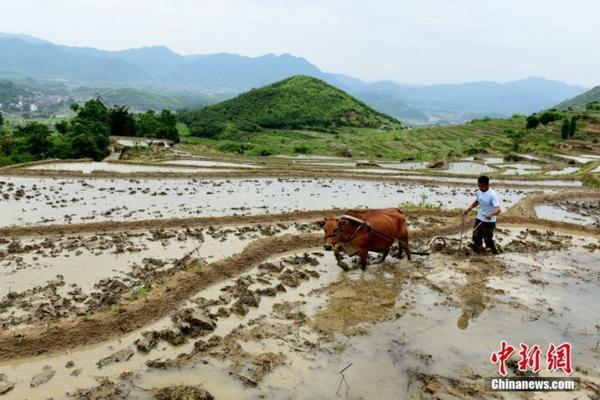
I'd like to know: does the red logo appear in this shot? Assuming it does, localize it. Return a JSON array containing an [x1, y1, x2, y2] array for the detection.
[[490, 342, 572, 376], [546, 342, 573, 374], [490, 341, 515, 376]]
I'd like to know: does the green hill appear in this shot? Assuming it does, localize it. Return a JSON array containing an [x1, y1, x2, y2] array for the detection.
[[557, 86, 600, 110], [178, 75, 401, 137]]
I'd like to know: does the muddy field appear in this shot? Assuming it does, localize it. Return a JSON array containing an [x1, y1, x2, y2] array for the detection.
[[0, 157, 598, 399]]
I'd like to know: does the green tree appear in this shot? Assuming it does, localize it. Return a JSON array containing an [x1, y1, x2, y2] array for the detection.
[[54, 120, 69, 134], [156, 109, 179, 142], [561, 119, 570, 140], [136, 110, 160, 137], [16, 122, 53, 158], [569, 116, 577, 138], [108, 105, 137, 137], [0, 131, 14, 155], [73, 97, 109, 125], [68, 120, 110, 161], [0, 112, 4, 127]]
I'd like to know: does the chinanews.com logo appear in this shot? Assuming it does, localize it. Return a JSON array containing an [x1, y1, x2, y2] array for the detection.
[[485, 341, 580, 392]]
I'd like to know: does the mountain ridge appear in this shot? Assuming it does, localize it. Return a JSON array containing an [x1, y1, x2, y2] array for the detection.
[[0, 32, 590, 123]]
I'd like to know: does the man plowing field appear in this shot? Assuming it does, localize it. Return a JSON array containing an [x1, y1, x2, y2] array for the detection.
[[462, 175, 501, 255]]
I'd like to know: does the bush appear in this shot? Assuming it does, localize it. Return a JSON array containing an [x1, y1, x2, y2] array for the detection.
[[293, 145, 309, 154], [525, 114, 540, 129], [585, 101, 600, 111], [217, 141, 253, 154], [539, 111, 563, 125], [16, 122, 53, 158]]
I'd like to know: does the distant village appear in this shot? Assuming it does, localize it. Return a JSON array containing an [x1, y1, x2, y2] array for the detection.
[[0, 91, 86, 118]]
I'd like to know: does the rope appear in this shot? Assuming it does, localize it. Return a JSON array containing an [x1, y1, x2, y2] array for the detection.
[[459, 213, 465, 250]]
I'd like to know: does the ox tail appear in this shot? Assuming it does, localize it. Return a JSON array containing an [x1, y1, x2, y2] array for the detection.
[[397, 214, 411, 261]]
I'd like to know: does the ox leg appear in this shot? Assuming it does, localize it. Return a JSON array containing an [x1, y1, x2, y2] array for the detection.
[[376, 249, 390, 263], [358, 249, 369, 270], [396, 245, 404, 259], [334, 246, 350, 271], [403, 243, 412, 261]]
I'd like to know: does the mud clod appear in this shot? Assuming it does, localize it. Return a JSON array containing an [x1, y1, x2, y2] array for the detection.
[[96, 348, 135, 369], [172, 308, 217, 337], [154, 385, 214, 400], [0, 383, 15, 396], [30, 366, 56, 388], [135, 331, 160, 353], [69, 377, 129, 400]]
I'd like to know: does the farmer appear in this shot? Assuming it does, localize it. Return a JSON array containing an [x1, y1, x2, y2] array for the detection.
[[462, 175, 501, 255]]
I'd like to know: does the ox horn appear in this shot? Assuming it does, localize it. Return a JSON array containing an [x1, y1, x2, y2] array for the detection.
[[340, 215, 368, 225]]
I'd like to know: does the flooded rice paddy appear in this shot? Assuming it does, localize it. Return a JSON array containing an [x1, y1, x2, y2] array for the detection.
[[0, 176, 533, 228], [0, 152, 598, 399], [0, 227, 598, 399], [26, 162, 234, 175]]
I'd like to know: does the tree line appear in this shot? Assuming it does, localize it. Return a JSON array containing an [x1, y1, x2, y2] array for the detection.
[[0, 98, 179, 166]]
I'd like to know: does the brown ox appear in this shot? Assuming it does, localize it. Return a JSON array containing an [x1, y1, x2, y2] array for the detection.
[[322, 208, 411, 270]]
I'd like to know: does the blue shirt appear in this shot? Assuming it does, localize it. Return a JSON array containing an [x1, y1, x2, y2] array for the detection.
[[476, 189, 500, 223]]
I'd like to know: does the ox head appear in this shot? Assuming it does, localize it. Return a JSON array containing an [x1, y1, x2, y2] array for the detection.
[[321, 217, 347, 251]]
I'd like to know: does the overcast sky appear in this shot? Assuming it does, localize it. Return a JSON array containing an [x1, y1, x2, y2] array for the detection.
[[1, 0, 598, 87]]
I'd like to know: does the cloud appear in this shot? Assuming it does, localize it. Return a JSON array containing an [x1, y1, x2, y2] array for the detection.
[[0, 0, 598, 86]]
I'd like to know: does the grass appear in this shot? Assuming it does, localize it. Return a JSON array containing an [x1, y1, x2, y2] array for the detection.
[[399, 202, 442, 210], [129, 286, 150, 301], [179, 117, 523, 160]]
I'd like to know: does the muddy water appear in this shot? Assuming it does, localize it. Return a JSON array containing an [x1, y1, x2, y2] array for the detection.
[[498, 163, 542, 175], [535, 205, 595, 225], [0, 224, 316, 329], [25, 162, 232, 174], [535, 203, 599, 226], [0, 249, 345, 399], [0, 226, 291, 297], [482, 157, 505, 164], [159, 160, 262, 169], [0, 177, 531, 227], [1, 230, 599, 399], [383, 161, 429, 170], [350, 168, 423, 174], [446, 162, 497, 174], [547, 166, 580, 175], [142, 235, 598, 399]]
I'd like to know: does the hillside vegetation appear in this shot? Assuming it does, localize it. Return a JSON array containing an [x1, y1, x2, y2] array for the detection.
[[178, 106, 600, 159], [178, 75, 400, 138], [557, 86, 600, 110]]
